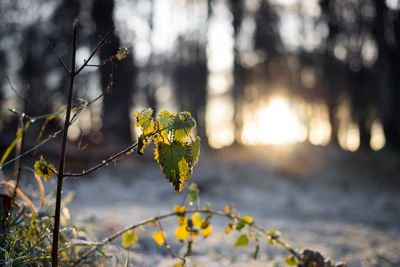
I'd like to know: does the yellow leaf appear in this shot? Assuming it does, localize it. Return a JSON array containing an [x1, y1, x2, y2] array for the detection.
[[115, 47, 129, 61], [243, 216, 254, 224], [173, 205, 186, 213], [225, 225, 232, 234], [201, 225, 212, 238], [34, 156, 56, 182], [175, 225, 189, 241], [152, 231, 166, 246], [122, 230, 138, 248], [224, 205, 232, 214], [191, 212, 203, 228], [173, 262, 184, 267]]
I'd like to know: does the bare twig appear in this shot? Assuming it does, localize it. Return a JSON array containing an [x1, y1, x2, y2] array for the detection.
[[75, 26, 115, 75], [64, 142, 138, 178], [1, 71, 24, 101], [48, 41, 70, 74], [0, 129, 62, 169], [157, 219, 186, 263]]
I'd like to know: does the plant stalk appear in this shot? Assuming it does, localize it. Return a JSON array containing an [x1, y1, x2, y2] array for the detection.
[[51, 20, 78, 266]]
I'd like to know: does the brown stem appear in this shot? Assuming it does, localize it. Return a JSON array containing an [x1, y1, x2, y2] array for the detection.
[[75, 26, 115, 76], [63, 143, 138, 178], [51, 20, 78, 267]]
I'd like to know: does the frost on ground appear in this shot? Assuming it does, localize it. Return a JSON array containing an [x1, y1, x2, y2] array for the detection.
[[64, 144, 400, 266]]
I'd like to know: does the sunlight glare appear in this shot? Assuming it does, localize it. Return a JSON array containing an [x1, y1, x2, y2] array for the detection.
[[370, 119, 386, 151], [308, 104, 331, 146], [256, 97, 303, 145], [206, 95, 235, 149]]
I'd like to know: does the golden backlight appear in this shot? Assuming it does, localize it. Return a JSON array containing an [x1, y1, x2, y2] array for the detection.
[[242, 96, 306, 145]]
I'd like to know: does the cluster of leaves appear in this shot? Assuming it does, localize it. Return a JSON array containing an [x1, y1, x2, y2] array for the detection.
[[117, 184, 345, 267], [135, 108, 201, 193]]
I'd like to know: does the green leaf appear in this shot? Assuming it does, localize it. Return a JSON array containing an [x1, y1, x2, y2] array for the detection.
[[235, 234, 249, 247], [172, 112, 196, 141], [186, 136, 201, 166], [154, 141, 192, 192], [135, 108, 156, 155], [236, 219, 247, 231], [121, 230, 138, 248], [285, 255, 298, 266]]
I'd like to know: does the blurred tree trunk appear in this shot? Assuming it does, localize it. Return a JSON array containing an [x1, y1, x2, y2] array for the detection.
[[229, 0, 245, 143], [91, 0, 136, 145], [173, 41, 208, 144], [145, 0, 157, 114], [19, 26, 50, 116], [349, 69, 372, 150], [373, 0, 400, 148], [320, 0, 340, 146]]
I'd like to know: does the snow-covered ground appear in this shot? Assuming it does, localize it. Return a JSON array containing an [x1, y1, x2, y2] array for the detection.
[[64, 145, 400, 266]]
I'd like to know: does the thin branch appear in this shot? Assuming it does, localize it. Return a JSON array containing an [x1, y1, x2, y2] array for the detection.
[[1, 91, 107, 170], [75, 26, 116, 75], [2, 71, 24, 101], [157, 219, 185, 263], [85, 64, 103, 67], [48, 41, 70, 74], [63, 142, 138, 177], [1, 129, 62, 169]]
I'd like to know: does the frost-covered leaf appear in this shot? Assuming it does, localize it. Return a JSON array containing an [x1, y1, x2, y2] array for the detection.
[[155, 110, 196, 143], [155, 109, 175, 144], [172, 112, 196, 141], [186, 136, 201, 166], [121, 230, 137, 248], [154, 141, 192, 192], [235, 234, 249, 247]]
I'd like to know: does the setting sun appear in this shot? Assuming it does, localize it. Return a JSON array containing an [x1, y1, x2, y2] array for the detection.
[[241, 96, 305, 145]]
